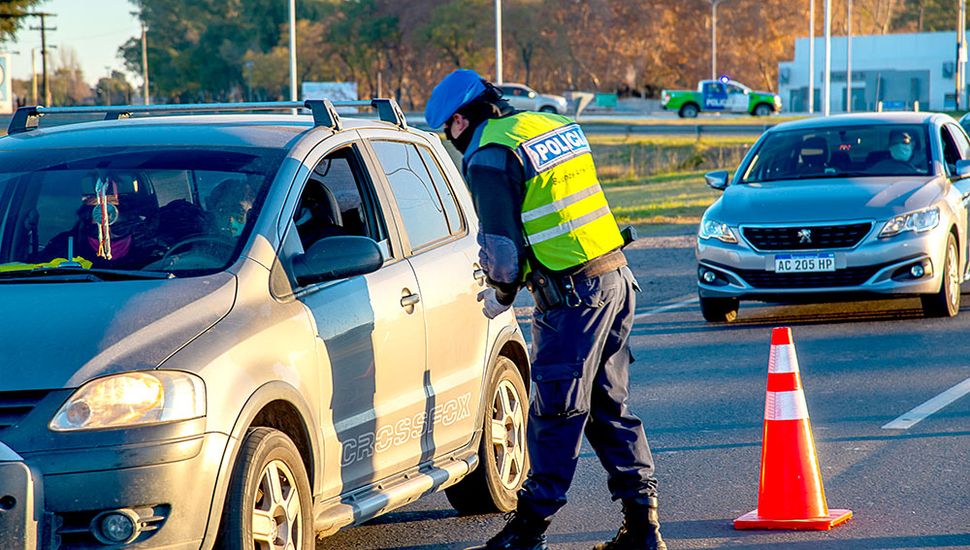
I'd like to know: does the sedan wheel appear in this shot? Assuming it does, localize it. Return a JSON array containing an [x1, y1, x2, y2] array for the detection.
[[921, 234, 961, 318]]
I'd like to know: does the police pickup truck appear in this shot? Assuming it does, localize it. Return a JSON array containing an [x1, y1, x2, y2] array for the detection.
[[661, 78, 781, 118]]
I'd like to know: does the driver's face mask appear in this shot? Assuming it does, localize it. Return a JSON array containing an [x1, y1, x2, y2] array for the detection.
[[229, 217, 246, 237], [890, 142, 914, 162]]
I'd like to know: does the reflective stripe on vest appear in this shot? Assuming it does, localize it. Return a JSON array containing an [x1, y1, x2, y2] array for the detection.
[[471, 111, 624, 271]]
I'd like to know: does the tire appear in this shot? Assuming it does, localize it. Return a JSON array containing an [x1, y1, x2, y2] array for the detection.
[[446, 356, 529, 514], [752, 103, 773, 117], [538, 105, 558, 113], [921, 234, 961, 318], [679, 103, 700, 118], [700, 296, 739, 323], [219, 427, 314, 550]]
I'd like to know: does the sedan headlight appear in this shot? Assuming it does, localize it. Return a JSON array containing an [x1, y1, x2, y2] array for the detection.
[[699, 219, 738, 244], [879, 207, 940, 238], [50, 371, 205, 431]]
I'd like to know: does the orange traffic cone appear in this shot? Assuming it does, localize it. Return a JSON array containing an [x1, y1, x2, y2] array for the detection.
[[734, 327, 852, 531]]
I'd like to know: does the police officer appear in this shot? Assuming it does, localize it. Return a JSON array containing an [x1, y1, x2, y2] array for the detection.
[[425, 69, 665, 550]]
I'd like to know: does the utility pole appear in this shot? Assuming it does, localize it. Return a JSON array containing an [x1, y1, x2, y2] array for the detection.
[[495, 0, 503, 84], [808, 0, 815, 114], [809, 0, 815, 114], [141, 23, 150, 104], [958, 0, 967, 110], [288, 0, 297, 106], [29, 13, 56, 106], [711, 0, 725, 80], [846, 0, 852, 113], [823, 0, 831, 116], [30, 48, 37, 104]]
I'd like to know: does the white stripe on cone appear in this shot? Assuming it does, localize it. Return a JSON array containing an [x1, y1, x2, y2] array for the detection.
[[765, 390, 810, 421], [768, 344, 800, 374]]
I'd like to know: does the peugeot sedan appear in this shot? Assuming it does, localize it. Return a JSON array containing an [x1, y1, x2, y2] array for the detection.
[[696, 113, 970, 322]]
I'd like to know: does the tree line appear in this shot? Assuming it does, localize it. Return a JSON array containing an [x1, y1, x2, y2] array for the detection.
[[3, 0, 966, 107]]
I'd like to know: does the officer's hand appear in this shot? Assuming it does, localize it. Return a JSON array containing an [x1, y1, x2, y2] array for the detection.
[[477, 288, 511, 319]]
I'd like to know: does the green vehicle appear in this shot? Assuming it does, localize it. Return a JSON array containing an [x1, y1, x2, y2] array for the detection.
[[661, 79, 782, 118]]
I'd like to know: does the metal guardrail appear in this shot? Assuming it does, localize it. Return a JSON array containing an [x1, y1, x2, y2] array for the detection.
[[5, 98, 409, 135]]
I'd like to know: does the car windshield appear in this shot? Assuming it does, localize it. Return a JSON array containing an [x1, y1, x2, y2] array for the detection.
[[740, 124, 932, 183], [0, 146, 282, 278]]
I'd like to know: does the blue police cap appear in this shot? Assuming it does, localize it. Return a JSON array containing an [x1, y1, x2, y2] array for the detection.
[[424, 69, 488, 129]]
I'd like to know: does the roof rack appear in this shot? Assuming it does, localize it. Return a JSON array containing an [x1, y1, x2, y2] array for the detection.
[[6, 98, 408, 135]]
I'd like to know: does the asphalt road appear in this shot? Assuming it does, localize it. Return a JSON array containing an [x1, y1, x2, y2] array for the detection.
[[318, 227, 970, 550]]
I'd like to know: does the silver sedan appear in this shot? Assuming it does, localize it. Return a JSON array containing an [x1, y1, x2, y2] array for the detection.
[[696, 112, 970, 322]]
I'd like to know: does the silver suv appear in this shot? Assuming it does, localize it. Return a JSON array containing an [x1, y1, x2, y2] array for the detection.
[[0, 100, 530, 549]]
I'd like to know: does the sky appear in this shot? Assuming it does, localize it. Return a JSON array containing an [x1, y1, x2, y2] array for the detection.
[[2, 0, 141, 86]]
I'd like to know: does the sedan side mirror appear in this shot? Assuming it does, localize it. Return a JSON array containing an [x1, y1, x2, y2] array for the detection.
[[956, 159, 970, 179], [704, 170, 730, 190], [293, 236, 383, 286]]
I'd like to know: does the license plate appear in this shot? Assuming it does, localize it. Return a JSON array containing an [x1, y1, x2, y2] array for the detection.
[[775, 253, 836, 273]]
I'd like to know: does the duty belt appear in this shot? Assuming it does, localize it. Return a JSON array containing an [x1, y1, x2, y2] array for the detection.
[[527, 249, 627, 310]]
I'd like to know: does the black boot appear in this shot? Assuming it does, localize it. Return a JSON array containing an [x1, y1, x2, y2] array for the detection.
[[593, 496, 666, 550], [467, 509, 551, 550]]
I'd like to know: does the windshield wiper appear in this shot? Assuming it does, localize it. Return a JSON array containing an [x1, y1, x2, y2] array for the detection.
[[0, 266, 175, 281]]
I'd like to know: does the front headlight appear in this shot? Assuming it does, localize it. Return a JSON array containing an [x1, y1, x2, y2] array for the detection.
[[879, 206, 940, 238], [50, 371, 205, 431], [699, 219, 738, 244]]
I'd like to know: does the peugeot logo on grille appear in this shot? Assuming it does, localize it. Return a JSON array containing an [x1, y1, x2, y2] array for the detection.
[[797, 228, 813, 244]]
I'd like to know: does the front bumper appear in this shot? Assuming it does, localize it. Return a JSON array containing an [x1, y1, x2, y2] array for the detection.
[[0, 443, 41, 550], [1, 423, 228, 549], [696, 224, 950, 301]]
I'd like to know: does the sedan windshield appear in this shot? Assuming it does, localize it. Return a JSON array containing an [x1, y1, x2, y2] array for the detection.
[[0, 146, 282, 278], [740, 124, 932, 183]]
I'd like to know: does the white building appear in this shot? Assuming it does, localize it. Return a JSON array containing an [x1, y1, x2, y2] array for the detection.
[[778, 32, 964, 113]]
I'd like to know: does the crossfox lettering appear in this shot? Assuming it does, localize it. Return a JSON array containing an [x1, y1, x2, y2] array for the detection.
[[340, 393, 472, 466]]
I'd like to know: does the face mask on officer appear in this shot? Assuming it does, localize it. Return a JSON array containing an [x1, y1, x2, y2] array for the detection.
[[446, 114, 474, 154]]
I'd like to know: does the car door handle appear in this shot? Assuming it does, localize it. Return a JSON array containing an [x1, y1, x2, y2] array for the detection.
[[400, 293, 421, 308], [473, 268, 486, 282]]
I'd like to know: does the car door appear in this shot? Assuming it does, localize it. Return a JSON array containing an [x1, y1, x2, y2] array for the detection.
[[725, 83, 749, 113], [274, 134, 428, 498], [703, 81, 727, 111], [362, 133, 491, 461]]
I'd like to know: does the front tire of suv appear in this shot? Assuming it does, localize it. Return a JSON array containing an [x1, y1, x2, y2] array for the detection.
[[921, 234, 961, 318], [700, 296, 739, 323], [445, 356, 529, 514], [539, 105, 558, 113], [219, 427, 314, 550]]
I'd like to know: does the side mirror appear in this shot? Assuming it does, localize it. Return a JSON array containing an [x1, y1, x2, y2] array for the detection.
[[704, 170, 730, 190], [956, 159, 970, 179], [528, 91, 537, 99], [293, 236, 383, 286]]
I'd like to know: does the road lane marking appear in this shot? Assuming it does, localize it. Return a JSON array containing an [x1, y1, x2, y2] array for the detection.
[[881, 376, 970, 430], [634, 296, 698, 320]]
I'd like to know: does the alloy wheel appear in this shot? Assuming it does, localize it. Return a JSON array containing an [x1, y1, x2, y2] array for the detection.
[[948, 243, 960, 312], [490, 379, 526, 490], [252, 459, 303, 550]]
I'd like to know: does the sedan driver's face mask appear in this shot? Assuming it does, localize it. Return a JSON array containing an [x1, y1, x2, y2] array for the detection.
[[890, 142, 914, 162]]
